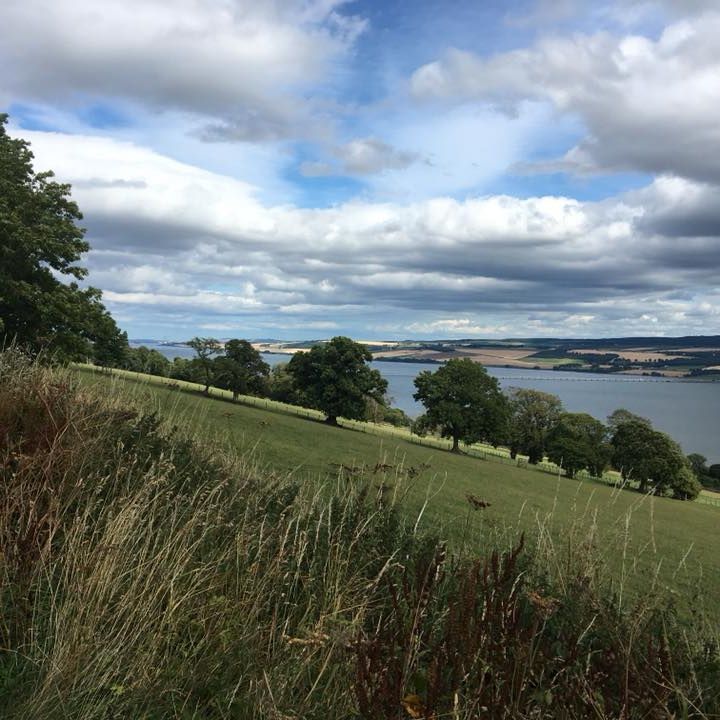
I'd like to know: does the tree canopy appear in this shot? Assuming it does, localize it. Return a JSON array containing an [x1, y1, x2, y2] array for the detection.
[[611, 419, 699, 498], [287, 336, 387, 425], [213, 339, 270, 401], [506, 388, 563, 464], [188, 337, 221, 394], [0, 114, 125, 361], [546, 412, 610, 478], [413, 358, 508, 452], [607, 408, 651, 433]]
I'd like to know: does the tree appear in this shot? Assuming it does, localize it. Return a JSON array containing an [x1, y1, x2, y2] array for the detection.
[[413, 358, 508, 453], [188, 337, 221, 395], [611, 420, 690, 496], [546, 412, 611, 478], [607, 408, 651, 433], [364, 396, 411, 427], [287, 336, 387, 425], [212, 339, 270, 401], [92, 312, 129, 369], [506, 388, 563, 463], [267, 362, 303, 405], [125, 346, 170, 376], [672, 465, 702, 501], [0, 113, 125, 360], [169, 357, 202, 383], [687, 453, 709, 482]]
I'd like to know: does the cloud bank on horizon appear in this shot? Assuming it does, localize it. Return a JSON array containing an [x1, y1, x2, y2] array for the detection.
[[2, 0, 719, 340]]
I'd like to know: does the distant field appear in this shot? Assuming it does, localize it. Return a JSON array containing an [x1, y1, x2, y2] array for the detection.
[[521, 356, 583, 367], [569, 348, 685, 362], [76, 366, 720, 617], [373, 347, 583, 368]]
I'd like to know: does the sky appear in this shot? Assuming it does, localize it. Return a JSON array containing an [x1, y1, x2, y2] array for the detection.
[[2, 0, 720, 341]]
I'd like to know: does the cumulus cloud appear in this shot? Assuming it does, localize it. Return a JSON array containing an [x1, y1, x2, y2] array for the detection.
[[334, 138, 419, 175], [17, 128, 720, 338], [0, 0, 364, 141], [410, 12, 720, 182], [300, 137, 419, 177]]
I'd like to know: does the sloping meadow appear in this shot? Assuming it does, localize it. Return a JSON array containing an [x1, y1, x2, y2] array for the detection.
[[1, 351, 718, 719]]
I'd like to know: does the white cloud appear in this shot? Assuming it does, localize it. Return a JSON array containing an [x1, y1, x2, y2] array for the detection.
[[410, 12, 720, 182], [17, 127, 720, 337], [334, 137, 419, 175], [0, 0, 365, 140]]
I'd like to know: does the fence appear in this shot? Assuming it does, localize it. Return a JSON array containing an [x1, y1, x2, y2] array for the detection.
[[78, 364, 718, 503]]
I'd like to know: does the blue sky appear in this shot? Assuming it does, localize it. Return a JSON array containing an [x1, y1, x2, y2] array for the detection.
[[2, 0, 719, 340]]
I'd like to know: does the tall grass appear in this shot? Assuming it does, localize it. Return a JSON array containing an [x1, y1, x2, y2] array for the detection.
[[1, 350, 718, 718]]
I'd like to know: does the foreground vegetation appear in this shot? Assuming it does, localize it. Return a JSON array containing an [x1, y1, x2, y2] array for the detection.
[[76, 366, 720, 610], [2, 351, 719, 718]]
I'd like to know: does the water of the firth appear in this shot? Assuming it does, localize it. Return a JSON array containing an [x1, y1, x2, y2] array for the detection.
[[138, 344, 720, 462]]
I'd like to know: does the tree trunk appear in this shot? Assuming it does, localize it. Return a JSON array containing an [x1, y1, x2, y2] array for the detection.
[[451, 435, 460, 453], [233, 391, 238, 402], [325, 415, 338, 426]]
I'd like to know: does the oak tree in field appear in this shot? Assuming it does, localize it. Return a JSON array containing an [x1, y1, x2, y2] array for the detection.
[[546, 412, 611, 478], [188, 337, 221, 395], [287, 336, 387, 425], [267, 362, 303, 405], [0, 114, 126, 360], [507, 388, 563, 464], [687, 453, 710, 483], [413, 358, 508, 453], [92, 311, 129, 368], [611, 419, 700, 499], [125, 345, 171, 376], [213, 339, 270, 401]]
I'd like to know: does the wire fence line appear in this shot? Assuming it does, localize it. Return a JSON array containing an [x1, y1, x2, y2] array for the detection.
[[77, 364, 719, 505], [78, 363, 553, 469]]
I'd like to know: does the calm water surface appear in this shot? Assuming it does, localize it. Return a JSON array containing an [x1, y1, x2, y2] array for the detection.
[[138, 343, 720, 462]]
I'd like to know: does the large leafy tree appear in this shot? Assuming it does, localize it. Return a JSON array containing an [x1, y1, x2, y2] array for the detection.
[[213, 339, 270, 401], [507, 388, 563, 463], [611, 420, 698, 498], [125, 345, 171, 376], [413, 358, 508, 453], [267, 362, 303, 405], [546, 412, 611, 478], [287, 336, 387, 425], [188, 337, 221, 395], [0, 114, 125, 360], [92, 311, 129, 368]]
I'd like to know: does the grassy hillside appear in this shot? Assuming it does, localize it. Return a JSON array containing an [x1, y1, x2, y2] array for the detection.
[[77, 366, 720, 615], [3, 353, 719, 719]]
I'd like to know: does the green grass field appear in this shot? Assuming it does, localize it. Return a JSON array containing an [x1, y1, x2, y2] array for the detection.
[[77, 366, 720, 616]]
